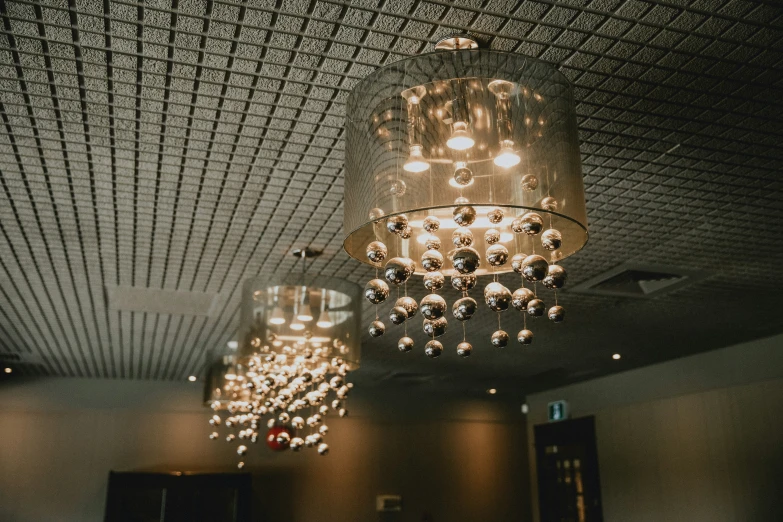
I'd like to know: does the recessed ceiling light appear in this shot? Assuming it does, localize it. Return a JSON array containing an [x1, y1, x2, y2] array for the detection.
[[612, 353, 621, 360], [188, 375, 197, 382], [487, 388, 497, 395], [4, 367, 11, 374]]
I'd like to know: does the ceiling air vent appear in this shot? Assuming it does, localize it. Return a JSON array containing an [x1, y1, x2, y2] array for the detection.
[[571, 264, 705, 298]]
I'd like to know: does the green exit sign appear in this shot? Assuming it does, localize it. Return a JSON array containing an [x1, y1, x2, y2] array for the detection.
[[548, 400, 569, 422]]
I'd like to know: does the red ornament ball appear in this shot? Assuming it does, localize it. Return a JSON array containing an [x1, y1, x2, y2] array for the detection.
[[265, 425, 292, 452]]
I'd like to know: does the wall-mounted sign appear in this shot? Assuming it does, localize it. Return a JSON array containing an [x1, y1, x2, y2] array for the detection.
[[548, 400, 569, 422]]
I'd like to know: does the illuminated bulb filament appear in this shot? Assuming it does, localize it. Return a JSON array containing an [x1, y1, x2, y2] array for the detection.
[[403, 144, 429, 173]]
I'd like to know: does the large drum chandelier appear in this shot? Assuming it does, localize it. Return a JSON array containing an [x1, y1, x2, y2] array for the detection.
[[343, 36, 587, 357], [205, 249, 361, 465]]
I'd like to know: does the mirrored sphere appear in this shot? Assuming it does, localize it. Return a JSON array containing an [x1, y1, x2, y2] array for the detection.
[[237, 445, 248, 456], [520, 212, 544, 235], [400, 226, 412, 239], [276, 431, 291, 446], [423, 215, 440, 233], [527, 299, 545, 317], [278, 412, 290, 423], [421, 249, 444, 272], [319, 425, 329, 435], [364, 278, 389, 304], [452, 227, 474, 247], [511, 253, 527, 274], [454, 166, 473, 186], [291, 416, 304, 429], [339, 408, 348, 418], [542, 264, 567, 289], [425, 340, 444, 358], [484, 282, 512, 312], [369, 207, 384, 220], [209, 432, 218, 440], [487, 207, 504, 224], [548, 305, 565, 323], [317, 443, 330, 456], [453, 205, 477, 226], [425, 235, 442, 251], [420, 294, 447, 319], [522, 255, 548, 282], [485, 228, 500, 244], [290, 437, 305, 451], [452, 247, 481, 274], [423, 317, 447, 338], [366, 240, 388, 263], [454, 196, 469, 205], [540, 197, 558, 212], [389, 306, 408, 325], [398, 336, 414, 352], [369, 320, 385, 337], [390, 179, 406, 196], [451, 273, 477, 291], [424, 271, 445, 291], [384, 257, 415, 286], [452, 296, 478, 321], [521, 174, 539, 191], [457, 342, 473, 357], [511, 217, 525, 234], [541, 229, 562, 251], [486, 244, 509, 267], [237, 462, 245, 469], [491, 330, 510, 348], [517, 329, 534, 345], [386, 214, 408, 235], [396, 296, 418, 318], [512, 287, 535, 311]]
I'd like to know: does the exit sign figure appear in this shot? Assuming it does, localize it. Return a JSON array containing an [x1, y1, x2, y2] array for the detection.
[[548, 400, 569, 422]]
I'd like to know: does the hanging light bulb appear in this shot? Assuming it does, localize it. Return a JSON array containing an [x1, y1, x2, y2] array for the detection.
[[290, 301, 305, 331], [403, 144, 429, 173], [297, 286, 314, 322], [494, 139, 521, 168], [316, 290, 334, 328], [269, 288, 285, 325], [447, 121, 474, 150]]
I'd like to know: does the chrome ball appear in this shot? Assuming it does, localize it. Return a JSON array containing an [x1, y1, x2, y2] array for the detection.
[[423, 317, 447, 338], [540, 196, 558, 212], [386, 214, 408, 235], [423, 215, 440, 233], [369, 320, 385, 337], [424, 235, 442, 251], [484, 228, 500, 244], [517, 329, 534, 345], [527, 299, 545, 317], [384, 257, 415, 286], [512, 287, 535, 311], [454, 196, 469, 205], [457, 342, 472, 357], [541, 229, 562, 251], [366, 241, 388, 263], [520, 212, 544, 235], [452, 227, 474, 247], [452, 247, 480, 274], [542, 264, 567, 289], [398, 336, 414, 352], [453, 166, 473, 186], [521, 174, 538, 191], [317, 443, 330, 456], [400, 226, 412, 239], [451, 273, 477, 291], [276, 431, 291, 446], [364, 279, 390, 304], [420, 294, 447, 320], [453, 205, 477, 226], [425, 340, 444, 358], [511, 253, 527, 274], [491, 330, 509, 348], [389, 306, 408, 325], [290, 437, 305, 451], [390, 179, 406, 196], [486, 244, 509, 267], [424, 271, 445, 291], [452, 296, 478, 321], [369, 207, 384, 220], [421, 249, 444, 272], [487, 207, 504, 224], [548, 305, 565, 323], [484, 282, 512, 312], [396, 296, 418, 318], [291, 416, 304, 429], [522, 255, 548, 282]]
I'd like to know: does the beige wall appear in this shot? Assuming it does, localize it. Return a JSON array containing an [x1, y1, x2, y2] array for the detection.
[[526, 333, 783, 522], [0, 379, 531, 522]]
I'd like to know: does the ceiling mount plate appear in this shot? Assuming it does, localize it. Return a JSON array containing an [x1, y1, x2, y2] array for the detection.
[[435, 34, 479, 51], [291, 247, 322, 259]]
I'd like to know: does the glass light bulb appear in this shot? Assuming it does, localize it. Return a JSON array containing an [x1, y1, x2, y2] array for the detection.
[[403, 144, 429, 173], [316, 309, 334, 328], [446, 121, 474, 150], [494, 140, 520, 168], [290, 321, 305, 331], [269, 305, 286, 325], [297, 308, 314, 322]]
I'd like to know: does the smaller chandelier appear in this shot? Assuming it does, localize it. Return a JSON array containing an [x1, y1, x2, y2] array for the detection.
[[205, 249, 361, 466], [343, 35, 588, 357]]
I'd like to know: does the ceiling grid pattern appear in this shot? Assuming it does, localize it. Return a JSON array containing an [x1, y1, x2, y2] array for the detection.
[[0, 0, 781, 393]]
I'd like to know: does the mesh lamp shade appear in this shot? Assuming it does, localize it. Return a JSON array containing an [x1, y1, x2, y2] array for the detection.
[[238, 275, 362, 370], [343, 49, 587, 274], [203, 355, 248, 409]]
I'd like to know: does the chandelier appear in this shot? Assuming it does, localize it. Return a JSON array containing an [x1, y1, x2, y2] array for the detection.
[[343, 35, 587, 357], [205, 249, 361, 466]]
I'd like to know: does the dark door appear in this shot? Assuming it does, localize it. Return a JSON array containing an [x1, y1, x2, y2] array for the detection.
[[534, 416, 603, 522], [104, 472, 252, 522]]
